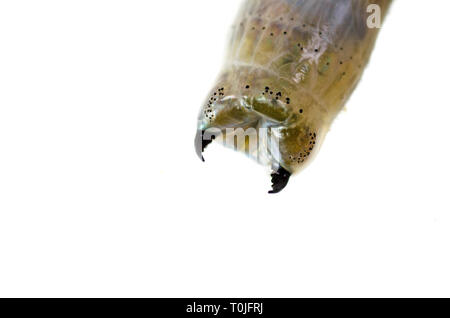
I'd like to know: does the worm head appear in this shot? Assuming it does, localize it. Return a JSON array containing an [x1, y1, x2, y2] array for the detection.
[[195, 79, 324, 193]]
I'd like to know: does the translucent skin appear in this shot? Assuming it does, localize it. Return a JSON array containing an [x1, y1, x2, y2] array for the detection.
[[196, 0, 392, 178]]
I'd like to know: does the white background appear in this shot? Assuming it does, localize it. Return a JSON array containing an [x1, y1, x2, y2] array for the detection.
[[0, 0, 449, 297]]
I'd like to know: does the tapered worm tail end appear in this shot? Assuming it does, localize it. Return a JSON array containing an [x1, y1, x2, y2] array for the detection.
[[269, 166, 291, 194], [195, 130, 214, 162]]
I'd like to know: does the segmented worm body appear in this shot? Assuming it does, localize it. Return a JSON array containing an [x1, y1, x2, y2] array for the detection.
[[195, 0, 392, 193]]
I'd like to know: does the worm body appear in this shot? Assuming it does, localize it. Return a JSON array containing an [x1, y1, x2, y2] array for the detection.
[[195, 0, 392, 193]]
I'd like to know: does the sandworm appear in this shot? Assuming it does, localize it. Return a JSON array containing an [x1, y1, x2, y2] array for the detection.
[[195, 0, 392, 193]]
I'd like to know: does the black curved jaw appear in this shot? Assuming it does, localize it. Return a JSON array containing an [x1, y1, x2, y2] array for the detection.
[[269, 166, 291, 194], [195, 130, 215, 162]]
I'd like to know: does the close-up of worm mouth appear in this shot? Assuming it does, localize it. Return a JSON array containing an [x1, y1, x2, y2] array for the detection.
[[194, 79, 328, 194], [195, 94, 299, 193]]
